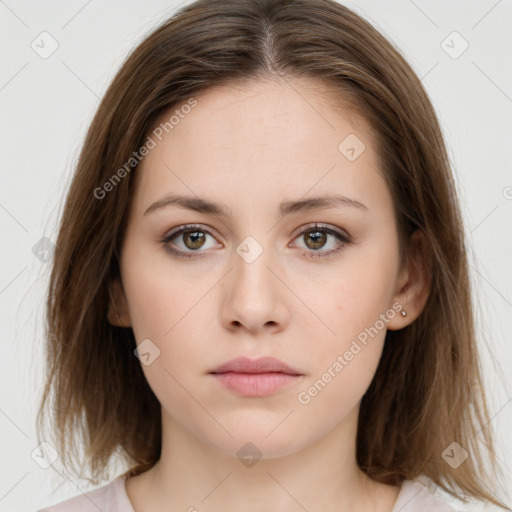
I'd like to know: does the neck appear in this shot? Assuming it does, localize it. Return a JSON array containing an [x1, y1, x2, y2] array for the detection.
[[125, 405, 400, 512]]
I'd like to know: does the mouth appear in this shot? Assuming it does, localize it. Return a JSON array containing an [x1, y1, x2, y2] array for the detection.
[[209, 356, 303, 397]]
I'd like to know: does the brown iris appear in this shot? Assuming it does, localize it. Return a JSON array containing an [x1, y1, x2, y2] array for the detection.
[[303, 229, 327, 250], [182, 230, 206, 250]]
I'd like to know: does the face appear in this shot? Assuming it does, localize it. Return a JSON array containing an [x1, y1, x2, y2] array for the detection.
[[110, 76, 412, 458]]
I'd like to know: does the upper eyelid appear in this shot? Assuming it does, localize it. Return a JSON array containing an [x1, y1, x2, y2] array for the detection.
[[290, 223, 349, 239], [163, 223, 220, 237]]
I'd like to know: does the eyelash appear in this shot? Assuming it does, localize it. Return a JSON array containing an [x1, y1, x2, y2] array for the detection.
[[159, 223, 352, 260]]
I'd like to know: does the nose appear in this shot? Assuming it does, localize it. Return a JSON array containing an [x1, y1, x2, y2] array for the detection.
[[219, 244, 289, 335]]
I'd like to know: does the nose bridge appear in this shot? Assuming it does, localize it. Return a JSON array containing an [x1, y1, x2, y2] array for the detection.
[[220, 233, 287, 333], [232, 233, 276, 301]]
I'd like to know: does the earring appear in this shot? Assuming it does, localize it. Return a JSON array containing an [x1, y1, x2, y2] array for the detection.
[[400, 310, 407, 317]]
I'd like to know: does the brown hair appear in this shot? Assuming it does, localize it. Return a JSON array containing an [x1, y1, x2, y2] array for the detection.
[[36, 0, 509, 508]]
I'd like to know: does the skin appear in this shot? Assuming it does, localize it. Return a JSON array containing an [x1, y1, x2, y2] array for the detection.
[[108, 75, 431, 512]]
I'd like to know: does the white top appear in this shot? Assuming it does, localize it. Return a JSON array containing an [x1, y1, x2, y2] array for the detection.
[[36, 473, 456, 511]]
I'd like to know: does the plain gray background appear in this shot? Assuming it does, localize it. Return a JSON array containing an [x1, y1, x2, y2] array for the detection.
[[0, 1, 510, 511]]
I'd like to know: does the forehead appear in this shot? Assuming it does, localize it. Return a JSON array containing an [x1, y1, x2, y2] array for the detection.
[[131, 76, 389, 217]]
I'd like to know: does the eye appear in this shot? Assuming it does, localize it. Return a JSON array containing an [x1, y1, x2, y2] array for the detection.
[[290, 223, 351, 259], [160, 222, 352, 260], [160, 224, 221, 259]]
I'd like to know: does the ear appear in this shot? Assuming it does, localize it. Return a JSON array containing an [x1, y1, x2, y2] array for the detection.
[[387, 229, 432, 331], [107, 277, 132, 327]]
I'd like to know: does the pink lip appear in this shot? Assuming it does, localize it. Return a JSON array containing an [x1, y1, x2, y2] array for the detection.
[[209, 357, 303, 397], [210, 356, 301, 375]]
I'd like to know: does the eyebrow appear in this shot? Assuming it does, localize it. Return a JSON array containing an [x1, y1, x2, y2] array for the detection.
[[143, 193, 368, 217]]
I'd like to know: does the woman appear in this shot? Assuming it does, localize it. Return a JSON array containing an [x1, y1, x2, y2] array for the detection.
[[36, 0, 509, 510]]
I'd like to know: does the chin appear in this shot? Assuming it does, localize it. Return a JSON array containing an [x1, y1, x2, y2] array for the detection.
[[199, 424, 317, 463]]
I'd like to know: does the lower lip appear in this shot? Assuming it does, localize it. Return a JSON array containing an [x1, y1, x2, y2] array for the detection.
[[211, 372, 301, 397]]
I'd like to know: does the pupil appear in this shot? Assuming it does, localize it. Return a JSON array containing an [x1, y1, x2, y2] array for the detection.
[[307, 230, 326, 249], [185, 231, 204, 249]]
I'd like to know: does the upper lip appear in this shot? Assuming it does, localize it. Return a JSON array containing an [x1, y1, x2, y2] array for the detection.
[[210, 356, 302, 375]]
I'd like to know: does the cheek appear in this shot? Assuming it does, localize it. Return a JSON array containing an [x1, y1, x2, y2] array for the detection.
[[121, 244, 216, 370], [301, 236, 398, 390], [121, 258, 212, 427], [125, 273, 178, 341], [330, 233, 399, 330], [295, 279, 390, 425], [121, 239, 198, 340]]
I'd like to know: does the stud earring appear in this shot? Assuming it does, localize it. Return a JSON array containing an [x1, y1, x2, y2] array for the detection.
[[400, 310, 407, 317]]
